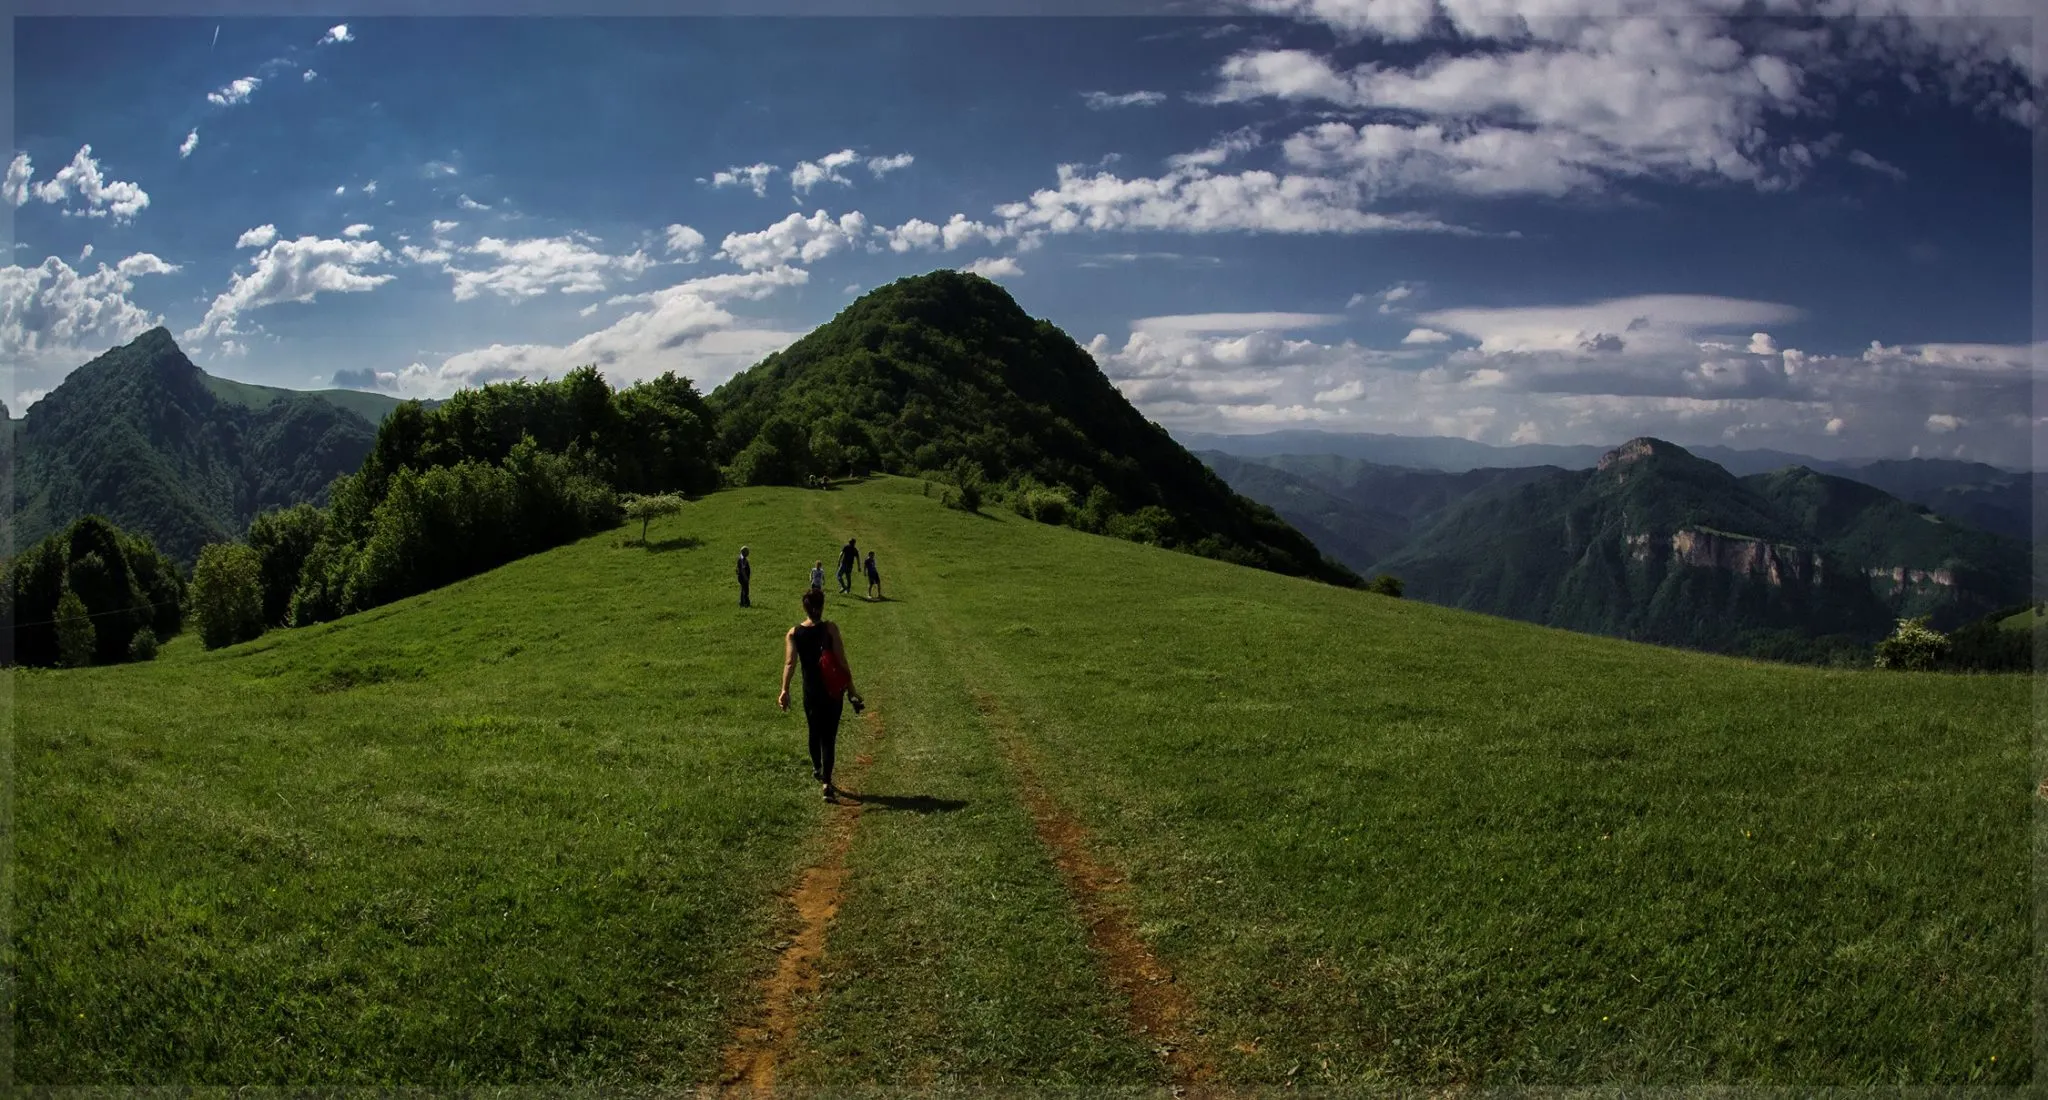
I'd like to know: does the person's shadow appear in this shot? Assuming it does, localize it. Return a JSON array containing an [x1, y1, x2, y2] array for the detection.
[[835, 792, 968, 814]]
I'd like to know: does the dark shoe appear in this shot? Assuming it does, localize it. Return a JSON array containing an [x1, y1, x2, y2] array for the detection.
[[823, 784, 838, 803]]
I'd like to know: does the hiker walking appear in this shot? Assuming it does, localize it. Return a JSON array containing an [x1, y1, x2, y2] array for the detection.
[[779, 588, 864, 803], [736, 546, 752, 607], [810, 560, 826, 592], [836, 538, 859, 594], [864, 550, 882, 601]]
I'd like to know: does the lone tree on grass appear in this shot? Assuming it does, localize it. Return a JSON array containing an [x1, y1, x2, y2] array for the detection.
[[191, 543, 267, 650], [623, 492, 688, 544]]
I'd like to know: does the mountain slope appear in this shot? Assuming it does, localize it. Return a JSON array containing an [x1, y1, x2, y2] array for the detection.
[[10, 328, 377, 564], [1373, 438, 2029, 653], [201, 373, 422, 426], [708, 270, 1354, 585]]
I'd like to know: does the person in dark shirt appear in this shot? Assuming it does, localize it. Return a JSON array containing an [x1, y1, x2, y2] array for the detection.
[[836, 538, 859, 594], [736, 545, 752, 607], [778, 587, 863, 802], [864, 550, 881, 601]]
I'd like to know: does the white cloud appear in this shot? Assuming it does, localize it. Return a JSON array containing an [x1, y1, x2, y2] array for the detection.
[[1403, 327, 1451, 344], [1925, 413, 1965, 433], [1166, 128, 1262, 171], [362, 180, 378, 196], [790, 149, 862, 194], [78, 243, 92, 261], [335, 185, 347, 196], [1746, 331, 1777, 355], [424, 160, 459, 177], [437, 235, 655, 302], [991, 162, 1475, 238], [710, 163, 777, 197], [1416, 294, 1802, 355], [457, 193, 490, 211], [178, 129, 199, 159], [207, 76, 262, 107], [716, 209, 870, 270], [236, 224, 278, 249], [866, 152, 915, 177], [1082, 90, 1169, 109], [431, 219, 460, 235], [1133, 312, 1345, 335], [4, 154, 32, 206], [341, 223, 374, 239], [386, 265, 811, 398], [1824, 416, 1845, 435], [400, 244, 452, 265], [15, 145, 151, 223], [319, 23, 353, 44], [1846, 149, 1908, 181], [664, 223, 706, 261], [0, 252, 183, 388], [303, 69, 317, 81], [186, 235, 395, 341], [960, 256, 1024, 279]]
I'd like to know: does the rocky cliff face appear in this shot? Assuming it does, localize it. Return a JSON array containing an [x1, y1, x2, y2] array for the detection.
[[1626, 528, 1822, 587], [1865, 565, 1957, 590]]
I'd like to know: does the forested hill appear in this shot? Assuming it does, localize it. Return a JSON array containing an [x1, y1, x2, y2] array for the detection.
[[707, 270, 1356, 586], [9, 328, 379, 565]]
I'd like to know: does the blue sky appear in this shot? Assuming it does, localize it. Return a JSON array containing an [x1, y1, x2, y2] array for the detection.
[[4, 3, 2039, 466]]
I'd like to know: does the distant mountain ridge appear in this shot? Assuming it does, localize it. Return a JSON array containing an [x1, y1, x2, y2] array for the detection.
[[8, 328, 384, 564], [1300, 438, 2031, 657]]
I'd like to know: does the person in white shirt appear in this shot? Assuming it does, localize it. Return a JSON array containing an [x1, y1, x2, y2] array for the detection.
[[810, 560, 826, 592]]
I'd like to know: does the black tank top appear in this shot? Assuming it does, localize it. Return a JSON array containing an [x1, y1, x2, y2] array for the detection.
[[791, 621, 831, 701]]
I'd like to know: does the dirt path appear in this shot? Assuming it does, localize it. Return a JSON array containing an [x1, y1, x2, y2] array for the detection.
[[712, 705, 884, 1097], [971, 690, 1221, 1092]]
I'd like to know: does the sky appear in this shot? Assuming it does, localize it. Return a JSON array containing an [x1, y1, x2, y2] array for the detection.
[[3, 1, 2041, 467]]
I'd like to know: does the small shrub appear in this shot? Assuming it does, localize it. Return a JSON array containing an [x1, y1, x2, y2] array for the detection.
[[1369, 574, 1405, 598], [1873, 616, 1949, 671], [129, 627, 159, 662]]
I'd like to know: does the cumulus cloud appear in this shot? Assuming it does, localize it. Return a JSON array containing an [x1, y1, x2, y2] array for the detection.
[[664, 223, 706, 261], [960, 256, 1024, 279], [1208, 0, 2038, 205], [5, 154, 34, 206], [1082, 90, 1169, 109], [1166, 128, 1262, 171], [0, 252, 184, 396], [186, 235, 395, 341], [426, 235, 655, 302], [430, 219, 460, 236], [456, 193, 490, 211], [866, 152, 916, 177], [709, 163, 777, 197], [379, 265, 812, 398], [341, 223, 374, 239], [303, 69, 317, 81], [790, 149, 863, 194], [716, 209, 870, 270], [991, 162, 1475, 238], [236, 224, 278, 249], [880, 213, 1009, 254], [1402, 327, 1451, 344], [208, 76, 262, 107], [1134, 312, 1345, 336], [319, 23, 353, 44], [178, 129, 199, 158], [1416, 294, 1802, 355], [11, 146, 151, 223], [1926, 412, 1964, 433]]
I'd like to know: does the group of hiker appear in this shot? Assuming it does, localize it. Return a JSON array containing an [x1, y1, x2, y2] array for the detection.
[[732, 538, 881, 608], [731, 536, 882, 804]]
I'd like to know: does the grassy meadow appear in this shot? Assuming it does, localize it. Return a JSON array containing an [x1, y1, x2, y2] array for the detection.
[[11, 476, 2032, 1089]]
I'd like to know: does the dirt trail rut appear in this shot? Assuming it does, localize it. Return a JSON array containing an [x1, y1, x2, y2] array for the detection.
[[972, 690, 1220, 1092]]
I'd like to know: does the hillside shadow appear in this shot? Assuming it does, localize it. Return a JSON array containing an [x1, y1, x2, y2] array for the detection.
[[835, 791, 968, 814], [643, 535, 705, 553]]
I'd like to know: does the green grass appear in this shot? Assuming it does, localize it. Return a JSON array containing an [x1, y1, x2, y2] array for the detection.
[[12, 476, 2031, 1088], [202, 372, 411, 425]]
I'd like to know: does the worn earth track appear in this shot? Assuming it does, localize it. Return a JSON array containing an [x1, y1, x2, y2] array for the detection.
[[711, 704, 884, 1098], [970, 689, 1221, 1093]]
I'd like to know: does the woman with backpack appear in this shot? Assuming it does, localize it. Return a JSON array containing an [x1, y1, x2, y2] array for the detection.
[[778, 587, 864, 803]]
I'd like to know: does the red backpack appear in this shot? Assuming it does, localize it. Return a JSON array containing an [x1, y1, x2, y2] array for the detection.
[[817, 647, 852, 699]]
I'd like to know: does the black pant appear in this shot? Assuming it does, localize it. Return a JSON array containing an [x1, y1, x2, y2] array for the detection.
[[837, 565, 853, 592], [805, 694, 844, 784], [739, 579, 750, 606]]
